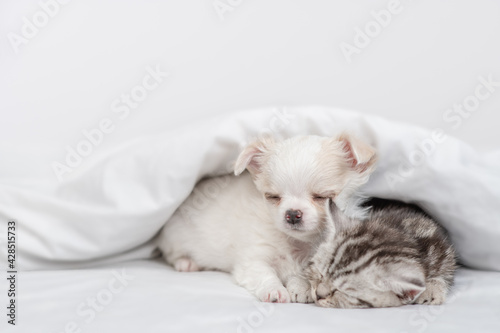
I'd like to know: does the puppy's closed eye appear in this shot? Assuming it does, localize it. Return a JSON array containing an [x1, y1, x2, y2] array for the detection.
[[312, 192, 336, 201], [265, 193, 281, 203], [312, 194, 328, 201]]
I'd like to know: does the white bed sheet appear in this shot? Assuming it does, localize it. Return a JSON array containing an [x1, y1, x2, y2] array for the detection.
[[3, 259, 500, 333]]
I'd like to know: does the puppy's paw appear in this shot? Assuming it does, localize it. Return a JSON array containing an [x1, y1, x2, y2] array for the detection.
[[286, 276, 313, 303], [415, 280, 447, 305], [174, 257, 199, 272], [256, 285, 290, 303]]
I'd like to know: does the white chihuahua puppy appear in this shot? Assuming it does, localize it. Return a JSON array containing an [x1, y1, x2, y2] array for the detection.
[[158, 134, 377, 303]]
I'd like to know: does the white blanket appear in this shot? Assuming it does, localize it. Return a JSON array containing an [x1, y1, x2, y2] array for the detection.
[[1, 107, 500, 270], [3, 259, 500, 333]]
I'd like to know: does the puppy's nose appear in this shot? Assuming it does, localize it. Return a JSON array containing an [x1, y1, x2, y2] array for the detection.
[[285, 209, 302, 224]]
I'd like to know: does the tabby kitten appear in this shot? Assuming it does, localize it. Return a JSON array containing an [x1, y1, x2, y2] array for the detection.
[[306, 199, 456, 308]]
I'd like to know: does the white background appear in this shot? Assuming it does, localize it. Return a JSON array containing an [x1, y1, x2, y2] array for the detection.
[[1, 4, 500, 332], [1, 0, 499, 181]]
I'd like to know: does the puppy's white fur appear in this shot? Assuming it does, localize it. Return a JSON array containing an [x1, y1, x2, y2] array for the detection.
[[158, 134, 377, 303]]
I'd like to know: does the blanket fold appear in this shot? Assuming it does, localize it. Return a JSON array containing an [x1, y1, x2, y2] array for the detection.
[[1, 107, 499, 271]]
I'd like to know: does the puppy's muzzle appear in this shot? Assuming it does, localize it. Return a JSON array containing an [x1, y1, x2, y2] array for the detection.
[[285, 209, 302, 225]]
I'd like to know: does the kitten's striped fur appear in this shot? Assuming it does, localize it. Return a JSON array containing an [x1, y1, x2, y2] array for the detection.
[[306, 198, 456, 308]]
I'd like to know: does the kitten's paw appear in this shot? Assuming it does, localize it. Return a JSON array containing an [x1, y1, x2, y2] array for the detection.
[[416, 280, 447, 305], [286, 276, 313, 303], [256, 285, 290, 303], [174, 257, 199, 272]]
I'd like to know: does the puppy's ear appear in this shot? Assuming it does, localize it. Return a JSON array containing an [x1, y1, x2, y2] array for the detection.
[[234, 137, 275, 176], [338, 133, 377, 174]]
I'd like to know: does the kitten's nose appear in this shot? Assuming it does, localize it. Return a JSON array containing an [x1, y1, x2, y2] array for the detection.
[[316, 292, 326, 300], [316, 283, 331, 300], [285, 209, 302, 224]]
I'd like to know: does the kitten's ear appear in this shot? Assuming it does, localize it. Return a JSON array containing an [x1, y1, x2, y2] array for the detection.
[[323, 200, 335, 237], [234, 136, 275, 176], [325, 199, 358, 234], [373, 262, 426, 304], [337, 133, 377, 175]]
